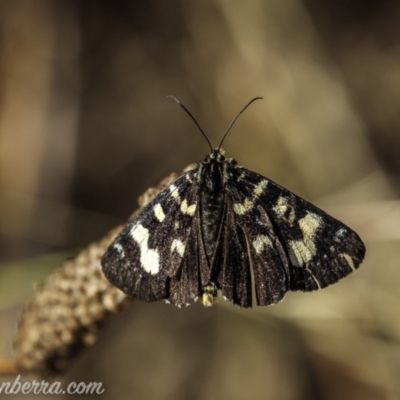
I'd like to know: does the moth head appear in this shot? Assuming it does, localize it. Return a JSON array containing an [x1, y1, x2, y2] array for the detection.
[[203, 149, 226, 164]]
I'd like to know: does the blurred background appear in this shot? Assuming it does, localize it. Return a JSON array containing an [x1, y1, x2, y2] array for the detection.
[[0, 0, 400, 399]]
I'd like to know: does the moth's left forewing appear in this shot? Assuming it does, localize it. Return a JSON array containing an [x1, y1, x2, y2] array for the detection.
[[101, 169, 200, 302], [232, 167, 366, 293]]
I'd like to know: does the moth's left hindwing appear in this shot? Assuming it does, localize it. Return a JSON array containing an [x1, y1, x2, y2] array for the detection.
[[101, 170, 200, 303]]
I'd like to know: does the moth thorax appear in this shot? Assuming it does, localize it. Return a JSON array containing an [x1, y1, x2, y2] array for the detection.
[[201, 283, 218, 307]]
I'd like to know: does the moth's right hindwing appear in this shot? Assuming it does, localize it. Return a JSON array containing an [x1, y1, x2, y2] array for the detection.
[[101, 170, 200, 303]]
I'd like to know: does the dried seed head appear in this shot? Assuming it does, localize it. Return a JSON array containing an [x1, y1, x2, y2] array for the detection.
[[13, 171, 180, 375]]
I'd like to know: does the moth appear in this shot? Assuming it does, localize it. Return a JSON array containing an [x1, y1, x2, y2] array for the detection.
[[101, 97, 365, 308]]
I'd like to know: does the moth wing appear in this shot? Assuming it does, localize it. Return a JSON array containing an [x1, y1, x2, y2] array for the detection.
[[217, 196, 253, 308], [228, 167, 365, 305], [225, 185, 289, 306], [101, 169, 200, 303], [167, 210, 208, 307]]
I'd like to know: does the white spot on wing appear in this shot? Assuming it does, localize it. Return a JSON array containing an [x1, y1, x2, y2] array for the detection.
[[113, 242, 125, 258], [170, 184, 180, 200], [289, 241, 314, 267], [180, 199, 196, 216], [232, 179, 268, 215], [252, 235, 272, 254], [273, 196, 288, 216], [299, 213, 321, 238], [233, 179, 268, 215], [130, 224, 160, 274], [289, 212, 322, 266], [154, 203, 165, 222], [236, 172, 246, 182], [233, 198, 253, 215], [253, 180, 268, 196], [169, 184, 196, 216], [336, 228, 346, 237], [334, 228, 346, 242], [171, 239, 185, 256]]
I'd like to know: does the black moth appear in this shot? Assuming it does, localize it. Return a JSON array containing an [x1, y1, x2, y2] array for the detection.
[[101, 97, 365, 308]]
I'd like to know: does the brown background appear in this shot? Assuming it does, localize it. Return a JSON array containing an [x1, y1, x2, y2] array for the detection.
[[0, 1, 400, 399]]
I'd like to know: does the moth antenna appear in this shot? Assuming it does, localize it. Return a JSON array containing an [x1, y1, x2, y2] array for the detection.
[[217, 97, 263, 152], [168, 96, 213, 152]]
